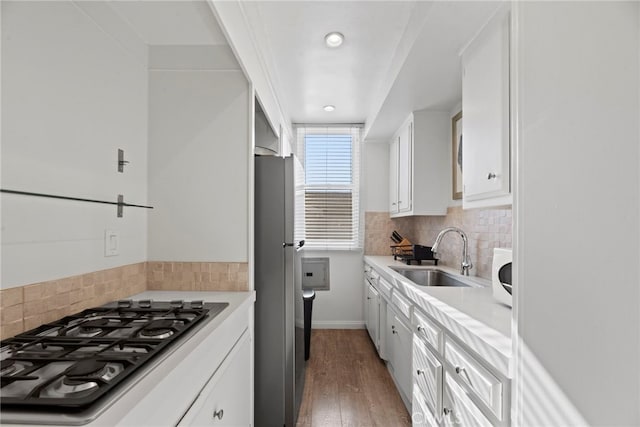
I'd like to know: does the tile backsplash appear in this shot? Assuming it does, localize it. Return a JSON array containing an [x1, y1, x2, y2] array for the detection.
[[147, 262, 248, 292], [365, 206, 512, 279], [0, 263, 147, 340], [0, 261, 248, 339]]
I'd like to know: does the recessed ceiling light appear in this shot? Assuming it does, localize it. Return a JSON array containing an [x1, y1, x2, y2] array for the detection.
[[324, 32, 344, 48], [323, 105, 336, 112]]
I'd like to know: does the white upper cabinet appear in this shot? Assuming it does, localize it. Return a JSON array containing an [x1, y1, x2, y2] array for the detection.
[[389, 111, 450, 217], [397, 122, 413, 214], [389, 137, 400, 214], [461, 8, 512, 208]]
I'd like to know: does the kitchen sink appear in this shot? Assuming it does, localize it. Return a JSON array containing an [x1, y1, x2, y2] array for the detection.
[[390, 267, 471, 288]]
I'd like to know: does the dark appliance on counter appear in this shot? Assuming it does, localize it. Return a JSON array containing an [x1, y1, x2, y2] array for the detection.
[[390, 230, 439, 265], [255, 154, 306, 426], [0, 299, 227, 425]]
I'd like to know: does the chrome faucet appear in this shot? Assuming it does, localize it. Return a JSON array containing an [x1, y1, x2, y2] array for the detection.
[[432, 227, 473, 276]]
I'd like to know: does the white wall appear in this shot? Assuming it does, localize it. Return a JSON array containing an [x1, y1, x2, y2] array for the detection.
[[296, 250, 365, 329], [1, 1, 148, 288], [296, 139, 393, 329], [362, 142, 390, 212], [147, 49, 250, 262], [514, 2, 640, 425]]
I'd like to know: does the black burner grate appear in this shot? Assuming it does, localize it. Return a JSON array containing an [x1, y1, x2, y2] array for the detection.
[[0, 300, 228, 410]]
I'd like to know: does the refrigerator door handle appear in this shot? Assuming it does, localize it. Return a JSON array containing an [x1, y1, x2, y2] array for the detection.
[[283, 240, 305, 250]]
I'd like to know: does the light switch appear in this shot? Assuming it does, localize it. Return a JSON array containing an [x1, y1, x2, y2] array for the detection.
[[104, 230, 119, 257]]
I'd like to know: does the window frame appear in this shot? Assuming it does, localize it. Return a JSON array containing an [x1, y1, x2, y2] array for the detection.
[[294, 126, 362, 251]]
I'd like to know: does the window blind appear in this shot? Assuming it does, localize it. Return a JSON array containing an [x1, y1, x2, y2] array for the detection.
[[294, 126, 362, 250]]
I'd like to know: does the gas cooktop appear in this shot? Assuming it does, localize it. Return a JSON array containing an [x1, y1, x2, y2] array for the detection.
[[0, 299, 228, 414]]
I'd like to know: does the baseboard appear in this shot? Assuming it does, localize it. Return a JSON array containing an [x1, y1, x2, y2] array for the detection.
[[311, 320, 365, 329]]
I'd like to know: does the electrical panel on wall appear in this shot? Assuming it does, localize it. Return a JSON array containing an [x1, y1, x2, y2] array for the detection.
[[301, 257, 330, 291]]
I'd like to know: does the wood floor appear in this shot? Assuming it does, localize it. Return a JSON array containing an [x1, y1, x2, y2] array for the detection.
[[296, 329, 411, 427]]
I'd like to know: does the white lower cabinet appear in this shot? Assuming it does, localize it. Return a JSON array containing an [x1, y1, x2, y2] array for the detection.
[[387, 306, 413, 402], [366, 283, 380, 350], [412, 311, 509, 426], [413, 335, 442, 415], [412, 384, 440, 427], [364, 261, 510, 426], [178, 331, 251, 426], [443, 374, 492, 427], [444, 339, 503, 420], [363, 264, 387, 360]]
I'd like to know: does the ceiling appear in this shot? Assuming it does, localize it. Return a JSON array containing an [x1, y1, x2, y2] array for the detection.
[[238, 0, 503, 140], [105, 0, 503, 140], [239, 1, 418, 125]]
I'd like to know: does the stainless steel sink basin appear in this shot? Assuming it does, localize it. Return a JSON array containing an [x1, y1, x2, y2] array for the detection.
[[390, 268, 471, 287]]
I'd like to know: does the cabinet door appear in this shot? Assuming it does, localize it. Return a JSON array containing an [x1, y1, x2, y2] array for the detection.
[[385, 305, 396, 367], [392, 314, 413, 401], [442, 374, 492, 427], [413, 384, 440, 427], [413, 335, 442, 416], [389, 138, 399, 213], [397, 121, 412, 213], [364, 280, 371, 334], [462, 11, 510, 201], [378, 298, 388, 361], [178, 332, 251, 426], [367, 284, 380, 349]]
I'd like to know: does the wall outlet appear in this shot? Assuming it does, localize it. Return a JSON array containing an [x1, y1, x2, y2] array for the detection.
[[104, 230, 119, 257]]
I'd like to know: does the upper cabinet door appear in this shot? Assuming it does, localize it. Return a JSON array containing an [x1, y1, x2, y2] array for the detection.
[[397, 121, 413, 213], [462, 9, 511, 206], [388, 112, 448, 218], [389, 138, 399, 214]]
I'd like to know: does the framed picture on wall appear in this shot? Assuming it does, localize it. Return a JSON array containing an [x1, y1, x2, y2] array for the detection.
[[452, 111, 463, 200]]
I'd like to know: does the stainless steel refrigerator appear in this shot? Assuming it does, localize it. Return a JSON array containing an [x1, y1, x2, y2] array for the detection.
[[254, 155, 305, 426]]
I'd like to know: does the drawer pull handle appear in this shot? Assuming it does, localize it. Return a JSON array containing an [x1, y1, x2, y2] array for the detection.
[[455, 365, 473, 384], [443, 407, 452, 416], [417, 325, 423, 332], [416, 369, 424, 376], [487, 172, 497, 180], [213, 409, 224, 420]]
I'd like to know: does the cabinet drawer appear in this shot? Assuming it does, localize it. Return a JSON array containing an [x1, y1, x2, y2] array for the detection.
[[413, 384, 440, 427], [377, 277, 393, 299], [391, 291, 412, 319], [365, 270, 379, 285], [443, 374, 492, 427], [444, 339, 502, 419], [412, 310, 442, 352], [413, 335, 442, 414]]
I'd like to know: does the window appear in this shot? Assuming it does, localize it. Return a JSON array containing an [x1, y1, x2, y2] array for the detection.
[[294, 126, 362, 250]]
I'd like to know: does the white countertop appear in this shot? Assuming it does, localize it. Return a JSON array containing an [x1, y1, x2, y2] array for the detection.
[[365, 256, 513, 377], [108, 291, 255, 426], [2, 291, 255, 427]]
